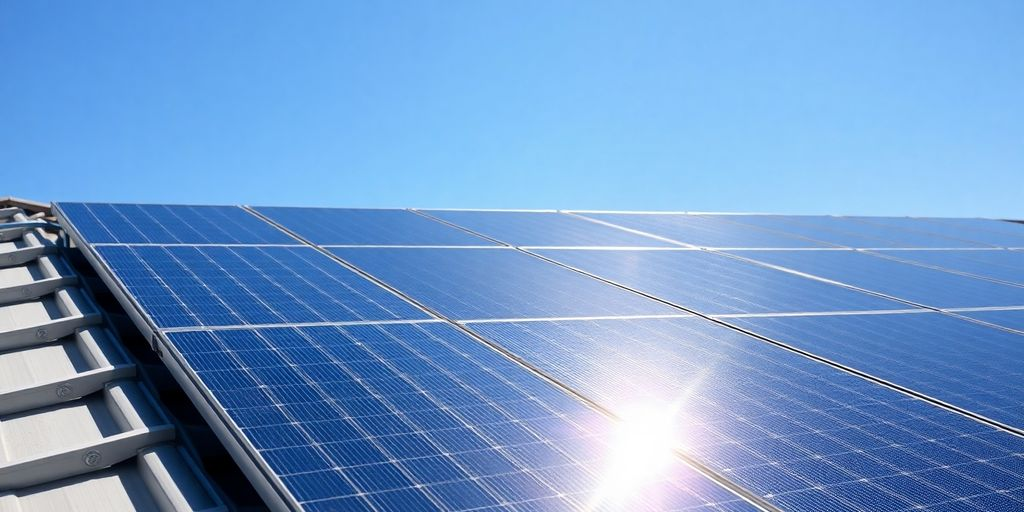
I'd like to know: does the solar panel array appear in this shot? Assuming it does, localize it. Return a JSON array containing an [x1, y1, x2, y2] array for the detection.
[[55, 203, 1024, 512]]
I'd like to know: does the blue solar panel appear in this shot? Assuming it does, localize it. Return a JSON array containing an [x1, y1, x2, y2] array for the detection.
[[854, 217, 1024, 248], [469, 317, 1024, 511], [576, 213, 832, 248], [425, 210, 675, 247], [716, 215, 915, 248], [169, 322, 755, 511], [254, 207, 494, 246], [728, 312, 1024, 428], [97, 245, 429, 328], [729, 216, 990, 249], [728, 250, 1024, 308], [868, 249, 1024, 286], [331, 247, 682, 320], [535, 249, 907, 315], [958, 309, 1024, 333], [57, 202, 296, 244]]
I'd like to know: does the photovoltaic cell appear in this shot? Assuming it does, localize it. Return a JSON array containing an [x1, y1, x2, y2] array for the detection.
[[534, 249, 906, 315], [577, 213, 832, 248], [718, 215, 914, 248], [56, 202, 296, 245], [730, 216, 991, 248], [254, 207, 493, 246], [470, 317, 1024, 511], [854, 217, 1024, 248], [958, 309, 1024, 333], [97, 245, 428, 328], [727, 312, 1024, 428], [868, 249, 1024, 286], [330, 247, 682, 320], [729, 250, 1024, 308], [168, 322, 754, 511], [424, 210, 675, 247]]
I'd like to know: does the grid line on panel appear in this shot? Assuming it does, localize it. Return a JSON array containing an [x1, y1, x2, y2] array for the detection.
[[242, 205, 775, 511], [514, 248, 1024, 438], [861, 250, 1024, 290], [728, 313, 1024, 432], [469, 317, 1024, 511]]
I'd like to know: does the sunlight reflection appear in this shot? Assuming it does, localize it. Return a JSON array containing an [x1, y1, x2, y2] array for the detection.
[[588, 403, 680, 510]]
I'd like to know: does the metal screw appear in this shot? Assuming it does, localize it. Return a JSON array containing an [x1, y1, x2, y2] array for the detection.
[[83, 450, 102, 467]]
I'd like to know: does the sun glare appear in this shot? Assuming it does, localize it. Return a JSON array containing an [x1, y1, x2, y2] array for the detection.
[[588, 404, 680, 509]]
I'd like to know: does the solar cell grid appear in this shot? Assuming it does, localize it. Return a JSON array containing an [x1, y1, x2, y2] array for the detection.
[[576, 213, 830, 248], [958, 309, 1024, 333], [855, 217, 1024, 248], [869, 249, 1024, 286], [534, 249, 907, 315], [57, 202, 297, 244], [169, 322, 755, 511], [470, 317, 1024, 511], [330, 247, 682, 320], [97, 245, 428, 328], [728, 312, 1024, 429], [728, 249, 1024, 309], [738, 216, 991, 248], [254, 206, 494, 246], [424, 210, 676, 248]]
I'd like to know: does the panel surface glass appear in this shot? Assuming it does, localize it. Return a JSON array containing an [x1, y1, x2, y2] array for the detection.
[[577, 213, 831, 248], [58, 202, 296, 245], [535, 249, 906, 315], [959, 309, 1024, 332], [728, 312, 1024, 428], [254, 207, 493, 246], [471, 317, 1024, 511], [855, 217, 1024, 248], [730, 216, 990, 248], [729, 250, 1024, 308], [869, 249, 1024, 285], [331, 248, 682, 320], [98, 245, 429, 328], [720, 215, 917, 248], [169, 322, 754, 511], [426, 210, 675, 247]]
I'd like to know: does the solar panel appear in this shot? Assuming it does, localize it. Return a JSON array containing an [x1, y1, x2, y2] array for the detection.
[[727, 249, 1024, 308], [424, 210, 676, 247], [534, 249, 908, 315], [865, 249, 1024, 286], [957, 309, 1024, 333], [469, 317, 1024, 511], [853, 217, 1024, 248], [96, 245, 429, 328], [58, 202, 297, 244], [721, 215, 992, 248], [575, 212, 831, 248], [330, 247, 683, 320], [727, 312, 1024, 429], [53, 202, 1024, 511], [170, 322, 755, 511], [254, 206, 494, 246]]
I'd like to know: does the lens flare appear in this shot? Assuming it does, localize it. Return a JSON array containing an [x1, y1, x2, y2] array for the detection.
[[588, 403, 679, 509]]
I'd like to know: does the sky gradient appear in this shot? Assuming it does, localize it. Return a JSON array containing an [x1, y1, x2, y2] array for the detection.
[[3, 1, 1022, 217]]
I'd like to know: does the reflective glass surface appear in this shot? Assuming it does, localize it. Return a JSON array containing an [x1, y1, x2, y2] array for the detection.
[[471, 317, 1024, 511], [729, 250, 1024, 308], [730, 312, 1024, 428], [870, 249, 1024, 285], [536, 249, 906, 314], [426, 210, 675, 247], [58, 202, 296, 244], [170, 322, 754, 511], [255, 207, 493, 246], [331, 247, 681, 320], [577, 213, 831, 248]]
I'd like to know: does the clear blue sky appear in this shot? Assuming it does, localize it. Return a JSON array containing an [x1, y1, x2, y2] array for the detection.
[[2, 1, 1022, 216]]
